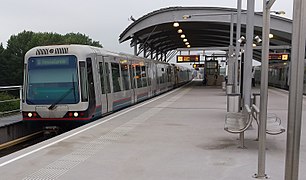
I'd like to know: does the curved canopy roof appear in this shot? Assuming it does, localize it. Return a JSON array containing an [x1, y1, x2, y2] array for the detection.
[[119, 7, 292, 61]]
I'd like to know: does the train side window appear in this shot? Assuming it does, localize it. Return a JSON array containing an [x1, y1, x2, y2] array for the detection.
[[147, 65, 151, 86], [86, 58, 96, 103], [105, 62, 111, 93], [121, 63, 130, 90], [79, 62, 88, 102], [158, 65, 165, 84], [141, 65, 147, 87], [136, 65, 142, 88], [129, 65, 134, 89], [111, 63, 122, 92], [99, 62, 105, 94], [168, 67, 172, 82]]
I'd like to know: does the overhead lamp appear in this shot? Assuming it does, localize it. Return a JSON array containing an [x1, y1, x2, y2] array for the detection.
[[185, 42, 190, 45], [187, 45, 191, 48], [253, 43, 257, 47], [183, 38, 188, 42], [254, 35, 262, 43], [180, 34, 186, 38], [238, 36, 245, 43], [173, 22, 179, 27], [182, 15, 191, 20], [177, 29, 183, 33], [269, 33, 274, 39]]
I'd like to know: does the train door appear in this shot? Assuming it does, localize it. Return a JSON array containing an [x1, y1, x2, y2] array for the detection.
[[102, 56, 114, 112], [129, 61, 136, 104], [98, 56, 111, 114], [85, 58, 96, 117]]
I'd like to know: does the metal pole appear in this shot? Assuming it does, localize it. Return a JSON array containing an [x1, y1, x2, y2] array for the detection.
[[227, 13, 235, 85], [235, 0, 242, 93], [254, 0, 275, 178], [230, 13, 234, 46], [284, 0, 306, 179], [19, 86, 22, 112], [243, 0, 254, 107]]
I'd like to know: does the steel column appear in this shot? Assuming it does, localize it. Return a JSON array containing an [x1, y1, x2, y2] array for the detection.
[[254, 0, 275, 178], [243, 0, 254, 107], [284, 0, 306, 179], [235, 0, 242, 93], [227, 14, 235, 85]]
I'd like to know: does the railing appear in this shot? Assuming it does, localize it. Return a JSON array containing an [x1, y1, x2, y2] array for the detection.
[[0, 86, 22, 115]]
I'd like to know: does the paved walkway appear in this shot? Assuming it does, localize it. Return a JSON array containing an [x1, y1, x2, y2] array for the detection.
[[0, 80, 305, 179]]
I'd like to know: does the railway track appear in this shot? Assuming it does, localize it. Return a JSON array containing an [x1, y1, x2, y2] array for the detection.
[[0, 125, 72, 158]]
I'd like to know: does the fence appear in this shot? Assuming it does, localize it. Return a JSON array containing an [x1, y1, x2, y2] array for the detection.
[[0, 86, 22, 115]]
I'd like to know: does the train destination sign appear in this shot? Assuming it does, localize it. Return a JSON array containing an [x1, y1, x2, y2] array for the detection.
[[177, 55, 200, 63], [269, 53, 289, 61]]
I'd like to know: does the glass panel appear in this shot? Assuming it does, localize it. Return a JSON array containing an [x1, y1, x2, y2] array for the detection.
[[111, 63, 121, 92], [157, 65, 166, 84], [79, 62, 88, 102], [105, 62, 111, 93], [147, 65, 151, 86], [129, 65, 134, 89], [86, 58, 95, 103], [99, 62, 105, 94], [27, 55, 80, 104], [136, 65, 142, 88], [141, 65, 147, 87], [121, 63, 130, 90]]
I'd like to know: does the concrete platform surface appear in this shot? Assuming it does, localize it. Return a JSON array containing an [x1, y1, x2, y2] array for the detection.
[[0, 114, 22, 127], [0, 80, 305, 180]]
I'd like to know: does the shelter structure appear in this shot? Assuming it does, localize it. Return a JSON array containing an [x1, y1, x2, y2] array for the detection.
[[119, 7, 292, 62]]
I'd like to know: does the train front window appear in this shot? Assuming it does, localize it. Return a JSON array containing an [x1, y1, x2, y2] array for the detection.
[[26, 56, 80, 105]]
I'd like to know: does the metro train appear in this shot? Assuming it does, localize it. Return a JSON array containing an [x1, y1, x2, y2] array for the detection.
[[254, 61, 306, 93], [22, 45, 192, 122]]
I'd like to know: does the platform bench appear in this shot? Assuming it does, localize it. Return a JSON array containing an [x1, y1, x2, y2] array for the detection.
[[224, 104, 252, 148], [251, 104, 285, 136]]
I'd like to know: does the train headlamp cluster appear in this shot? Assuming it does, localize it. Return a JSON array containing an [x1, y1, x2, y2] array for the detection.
[[24, 112, 38, 118], [67, 111, 86, 118], [23, 111, 86, 119]]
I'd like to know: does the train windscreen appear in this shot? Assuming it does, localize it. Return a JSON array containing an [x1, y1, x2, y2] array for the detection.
[[26, 55, 80, 105]]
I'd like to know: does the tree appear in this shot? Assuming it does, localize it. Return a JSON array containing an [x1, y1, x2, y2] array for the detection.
[[0, 31, 103, 86]]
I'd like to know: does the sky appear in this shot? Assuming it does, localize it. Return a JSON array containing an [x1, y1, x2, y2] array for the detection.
[[0, 0, 293, 54]]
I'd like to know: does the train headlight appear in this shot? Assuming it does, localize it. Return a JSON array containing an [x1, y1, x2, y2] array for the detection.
[[73, 112, 79, 117], [28, 113, 33, 117]]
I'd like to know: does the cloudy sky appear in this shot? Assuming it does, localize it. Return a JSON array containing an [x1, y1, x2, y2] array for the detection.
[[0, 0, 293, 54]]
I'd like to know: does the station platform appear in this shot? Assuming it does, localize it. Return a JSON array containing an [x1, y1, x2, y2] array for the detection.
[[0, 114, 22, 127], [0, 80, 305, 180]]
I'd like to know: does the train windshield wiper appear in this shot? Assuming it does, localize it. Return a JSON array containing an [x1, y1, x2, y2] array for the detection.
[[48, 75, 76, 110], [48, 88, 73, 110]]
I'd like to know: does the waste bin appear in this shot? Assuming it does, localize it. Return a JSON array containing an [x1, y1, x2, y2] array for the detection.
[[252, 93, 260, 108], [226, 84, 233, 95], [222, 81, 226, 91], [227, 93, 240, 112]]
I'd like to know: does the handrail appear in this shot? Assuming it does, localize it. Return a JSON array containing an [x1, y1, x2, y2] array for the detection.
[[0, 86, 22, 91], [252, 104, 260, 113], [0, 85, 23, 115]]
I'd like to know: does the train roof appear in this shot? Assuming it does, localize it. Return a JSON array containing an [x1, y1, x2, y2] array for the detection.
[[24, 44, 192, 70]]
